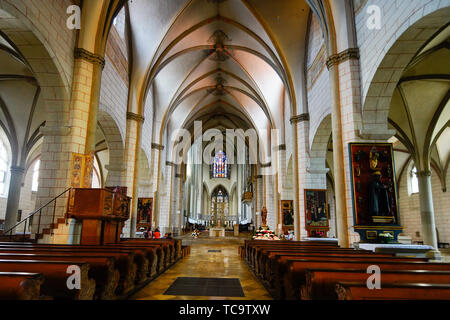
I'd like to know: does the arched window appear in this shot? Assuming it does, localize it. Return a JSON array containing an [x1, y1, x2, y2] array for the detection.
[[31, 160, 40, 192], [213, 151, 228, 178], [410, 166, 419, 194], [0, 139, 9, 195]]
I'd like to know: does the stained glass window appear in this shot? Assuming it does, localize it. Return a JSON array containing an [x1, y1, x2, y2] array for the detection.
[[213, 151, 227, 178]]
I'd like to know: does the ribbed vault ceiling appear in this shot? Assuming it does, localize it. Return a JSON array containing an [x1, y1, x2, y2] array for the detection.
[[127, 0, 310, 148]]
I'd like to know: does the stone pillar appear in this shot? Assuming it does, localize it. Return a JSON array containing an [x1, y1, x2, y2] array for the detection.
[[417, 170, 441, 259], [159, 163, 174, 234], [150, 143, 163, 226], [122, 112, 144, 238], [256, 175, 263, 229], [326, 59, 350, 248], [3, 166, 25, 234], [291, 115, 310, 240], [73, 48, 105, 155]]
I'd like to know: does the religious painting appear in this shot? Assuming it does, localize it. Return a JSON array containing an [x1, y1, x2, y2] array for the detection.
[[349, 143, 400, 225], [106, 186, 130, 218], [349, 143, 402, 242], [137, 198, 153, 231], [280, 200, 294, 233], [68, 152, 95, 214], [83, 151, 95, 188], [305, 189, 329, 237], [70, 152, 95, 188]]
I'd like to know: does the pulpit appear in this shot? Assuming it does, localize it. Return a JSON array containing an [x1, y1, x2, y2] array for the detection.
[[67, 188, 131, 245]]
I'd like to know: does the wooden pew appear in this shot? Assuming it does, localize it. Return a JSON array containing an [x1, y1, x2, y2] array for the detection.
[[108, 243, 165, 275], [181, 246, 191, 258], [0, 260, 95, 300], [258, 248, 393, 278], [0, 253, 119, 300], [0, 246, 136, 296], [0, 244, 146, 282], [121, 239, 176, 265], [335, 282, 450, 300], [302, 268, 450, 300], [122, 238, 182, 261], [0, 272, 44, 300], [244, 240, 338, 264], [249, 243, 340, 269], [262, 251, 398, 282], [283, 259, 450, 300]]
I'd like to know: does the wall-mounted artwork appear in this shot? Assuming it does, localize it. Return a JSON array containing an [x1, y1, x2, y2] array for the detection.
[[137, 198, 153, 231], [70, 152, 95, 188], [305, 189, 329, 237], [281, 200, 294, 232], [349, 143, 402, 242]]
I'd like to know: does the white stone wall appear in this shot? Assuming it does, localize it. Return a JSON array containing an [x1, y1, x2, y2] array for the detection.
[[141, 91, 154, 167], [355, 0, 450, 106], [398, 164, 450, 245], [0, 0, 77, 89], [308, 70, 331, 149], [99, 56, 128, 143]]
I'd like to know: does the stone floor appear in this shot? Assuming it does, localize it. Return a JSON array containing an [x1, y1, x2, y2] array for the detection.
[[131, 233, 272, 300]]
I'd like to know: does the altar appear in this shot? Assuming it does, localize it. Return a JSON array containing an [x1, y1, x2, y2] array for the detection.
[[209, 227, 226, 237], [354, 243, 434, 258]]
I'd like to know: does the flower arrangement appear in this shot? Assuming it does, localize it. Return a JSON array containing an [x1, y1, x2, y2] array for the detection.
[[378, 232, 394, 243], [192, 230, 200, 239], [252, 229, 280, 240]]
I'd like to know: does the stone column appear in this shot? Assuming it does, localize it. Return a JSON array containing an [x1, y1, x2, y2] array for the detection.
[[122, 112, 144, 238], [150, 143, 163, 226], [3, 166, 25, 234], [417, 170, 441, 259], [72, 48, 105, 154], [158, 163, 174, 234], [291, 115, 310, 240], [326, 58, 350, 248]]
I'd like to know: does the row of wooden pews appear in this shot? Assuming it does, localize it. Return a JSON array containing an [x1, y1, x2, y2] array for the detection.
[[242, 240, 450, 300], [0, 238, 188, 300]]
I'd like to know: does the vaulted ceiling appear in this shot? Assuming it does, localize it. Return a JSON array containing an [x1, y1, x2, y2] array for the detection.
[[388, 25, 450, 185], [0, 24, 45, 167], [126, 0, 311, 153]]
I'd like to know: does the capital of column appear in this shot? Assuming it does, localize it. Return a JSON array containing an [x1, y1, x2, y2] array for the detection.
[[358, 128, 397, 141], [126, 112, 145, 123], [40, 126, 71, 136], [74, 48, 105, 69], [417, 170, 432, 177], [290, 113, 309, 124], [10, 166, 25, 175], [166, 161, 177, 167], [104, 164, 126, 172], [326, 48, 360, 70], [152, 143, 165, 151]]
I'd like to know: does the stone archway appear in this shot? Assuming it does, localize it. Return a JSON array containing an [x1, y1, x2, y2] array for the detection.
[[361, 6, 450, 136], [97, 110, 125, 187]]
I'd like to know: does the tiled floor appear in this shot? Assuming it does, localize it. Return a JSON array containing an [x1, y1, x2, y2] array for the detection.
[[131, 236, 272, 300]]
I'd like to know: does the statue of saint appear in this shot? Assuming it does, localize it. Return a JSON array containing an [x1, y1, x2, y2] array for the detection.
[[261, 207, 268, 227], [368, 171, 391, 217]]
